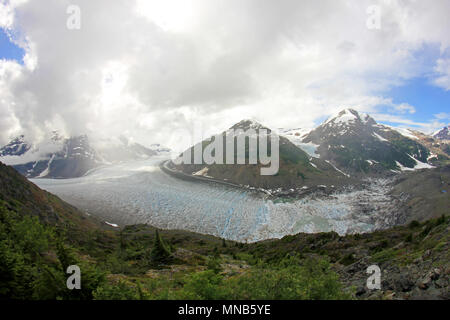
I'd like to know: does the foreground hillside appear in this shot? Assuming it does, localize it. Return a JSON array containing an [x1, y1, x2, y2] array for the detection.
[[1, 161, 448, 300]]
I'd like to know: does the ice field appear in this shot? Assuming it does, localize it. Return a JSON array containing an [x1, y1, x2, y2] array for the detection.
[[32, 157, 400, 242]]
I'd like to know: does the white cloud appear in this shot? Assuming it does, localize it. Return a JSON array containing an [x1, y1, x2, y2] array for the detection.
[[393, 103, 416, 114], [433, 58, 450, 91], [1, 0, 450, 150], [434, 112, 450, 120]]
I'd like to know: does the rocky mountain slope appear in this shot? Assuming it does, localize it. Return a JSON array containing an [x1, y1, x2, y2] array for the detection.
[[389, 164, 450, 222], [300, 109, 439, 174], [394, 128, 450, 166], [433, 126, 450, 141], [0, 161, 102, 232]]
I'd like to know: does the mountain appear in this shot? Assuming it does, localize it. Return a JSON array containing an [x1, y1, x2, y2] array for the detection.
[[0, 132, 162, 178], [0, 132, 98, 178], [0, 161, 100, 229], [433, 126, 450, 140], [300, 109, 437, 174], [168, 119, 352, 190], [396, 129, 450, 165], [94, 136, 158, 164], [149, 143, 171, 154], [0, 135, 31, 157]]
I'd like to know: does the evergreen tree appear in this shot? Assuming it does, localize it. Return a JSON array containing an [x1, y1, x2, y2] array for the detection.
[[150, 230, 171, 266]]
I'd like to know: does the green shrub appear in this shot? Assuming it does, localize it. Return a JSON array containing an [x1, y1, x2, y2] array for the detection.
[[408, 220, 420, 229], [150, 230, 172, 266]]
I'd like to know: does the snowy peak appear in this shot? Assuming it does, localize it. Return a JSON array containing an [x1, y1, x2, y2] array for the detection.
[[301, 108, 435, 174], [149, 143, 171, 154], [0, 133, 163, 178], [0, 133, 98, 178], [0, 135, 31, 157], [433, 126, 450, 140], [63, 135, 97, 160], [323, 108, 375, 127], [304, 108, 378, 144], [94, 137, 158, 163], [230, 119, 269, 131]]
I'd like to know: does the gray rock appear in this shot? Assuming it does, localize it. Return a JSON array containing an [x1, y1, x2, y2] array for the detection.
[[356, 286, 366, 296], [418, 276, 432, 290], [395, 275, 415, 292], [434, 277, 447, 289]]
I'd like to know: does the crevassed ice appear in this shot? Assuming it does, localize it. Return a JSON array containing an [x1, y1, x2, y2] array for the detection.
[[32, 158, 400, 243]]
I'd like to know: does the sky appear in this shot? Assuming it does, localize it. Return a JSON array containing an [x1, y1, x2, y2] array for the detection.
[[0, 0, 449, 152]]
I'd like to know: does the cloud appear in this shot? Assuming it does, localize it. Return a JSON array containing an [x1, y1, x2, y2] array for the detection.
[[372, 112, 448, 135], [1, 0, 450, 150], [433, 58, 450, 91], [434, 112, 450, 121], [393, 103, 416, 114]]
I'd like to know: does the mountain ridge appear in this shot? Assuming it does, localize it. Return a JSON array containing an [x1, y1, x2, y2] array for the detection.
[[0, 132, 168, 178], [169, 119, 353, 190], [300, 108, 441, 174]]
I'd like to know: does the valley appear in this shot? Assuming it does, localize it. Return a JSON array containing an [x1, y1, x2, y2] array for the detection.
[[33, 157, 408, 243]]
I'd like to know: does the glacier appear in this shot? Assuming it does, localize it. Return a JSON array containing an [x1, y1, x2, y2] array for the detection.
[[32, 157, 402, 243]]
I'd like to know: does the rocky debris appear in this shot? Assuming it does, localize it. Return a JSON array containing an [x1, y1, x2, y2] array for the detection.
[[338, 257, 449, 300]]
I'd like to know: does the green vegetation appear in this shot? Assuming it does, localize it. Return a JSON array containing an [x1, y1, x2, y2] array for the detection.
[[0, 201, 352, 300], [150, 230, 172, 266], [0, 162, 448, 300], [2, 191, 448, 300], [0, 204, 104, 299]]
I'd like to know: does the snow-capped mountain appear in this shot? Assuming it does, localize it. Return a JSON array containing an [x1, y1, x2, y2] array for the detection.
[[0, 132, 165, 178], [94, 135, 158, 164], [300, 108, 435, 174], [149, 143, 171, 154], [169, 119, 351, 190], [0, 133, 98, 178], [0, 135, 31, 157], [433, 126, 450, 140]]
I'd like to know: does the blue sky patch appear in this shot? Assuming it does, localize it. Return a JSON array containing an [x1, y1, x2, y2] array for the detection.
[[0, 28, 25, 63], [384, 77, 450, 125]]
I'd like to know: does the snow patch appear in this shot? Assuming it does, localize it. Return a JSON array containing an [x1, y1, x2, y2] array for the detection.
[[295, 142, 320, 158], [325, 109, 357, 125], [385, 126, 418, 140], [372, 132, 388, 142], [325, 160, 350, 177], [193, 167, 213, 178], [366, 159, 378, 165], [105, 221, 119, 228], [395, 155, 434, 171], [407, 154, 434, 170]]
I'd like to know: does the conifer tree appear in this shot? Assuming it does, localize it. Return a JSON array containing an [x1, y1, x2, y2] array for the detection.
[[150, 230, 171, 265]]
